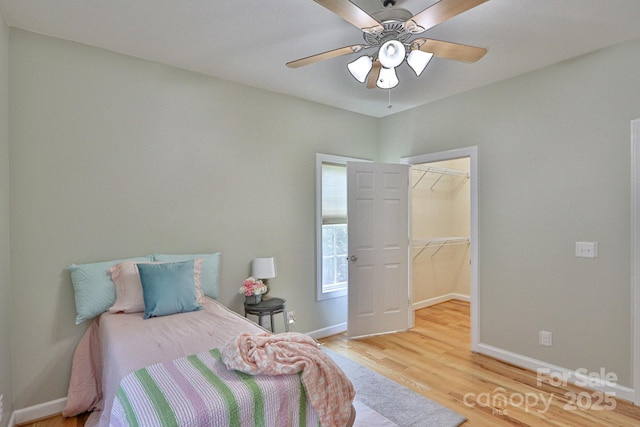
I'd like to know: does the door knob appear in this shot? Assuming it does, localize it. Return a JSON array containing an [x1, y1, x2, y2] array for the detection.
[[350, 255, 358, 262]]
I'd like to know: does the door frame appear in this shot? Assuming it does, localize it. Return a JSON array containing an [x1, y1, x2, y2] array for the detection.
[[631, 119, 640, 405], [402, 146, 480, 351]]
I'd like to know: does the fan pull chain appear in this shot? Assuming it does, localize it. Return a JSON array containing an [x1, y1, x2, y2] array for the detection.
[[387, 89, 393, 109]]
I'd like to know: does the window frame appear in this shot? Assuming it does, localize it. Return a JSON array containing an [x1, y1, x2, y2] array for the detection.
[[315, 153, 369, 301]]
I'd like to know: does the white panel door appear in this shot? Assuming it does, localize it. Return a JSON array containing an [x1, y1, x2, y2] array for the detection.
[[347, 162, 410, 338]]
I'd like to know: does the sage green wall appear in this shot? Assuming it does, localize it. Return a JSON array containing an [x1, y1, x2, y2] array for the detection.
[[379, 37, 640, 388], [6, 23, 640, 412], [8, 29, 377, 408], [0, 9, 12, 427]]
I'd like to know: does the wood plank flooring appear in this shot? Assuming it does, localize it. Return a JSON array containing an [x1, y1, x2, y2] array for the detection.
[[320, 300, 640, 426], [16, 412, 89, 427], [19, 300, 640, 426]]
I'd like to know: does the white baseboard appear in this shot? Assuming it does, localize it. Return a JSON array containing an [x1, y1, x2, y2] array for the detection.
[[10, 397, 66, 426], [412, 293, 470, 310], [306, 322, 347, 340], [477, 342, 635, 403]]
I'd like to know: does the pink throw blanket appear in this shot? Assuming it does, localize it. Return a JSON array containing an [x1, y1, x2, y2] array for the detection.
[[222, 332, 355, 427]]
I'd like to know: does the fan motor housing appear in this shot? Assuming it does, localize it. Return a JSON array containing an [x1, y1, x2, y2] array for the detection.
[[364, 8, 414, 46]]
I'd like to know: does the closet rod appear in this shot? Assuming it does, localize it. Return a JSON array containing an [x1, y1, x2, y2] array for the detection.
[[411, 165, 469, 189], [412, 165, 469, 178], [412, 237, 470, 259]]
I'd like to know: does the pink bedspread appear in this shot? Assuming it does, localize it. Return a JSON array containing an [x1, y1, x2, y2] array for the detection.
[[222, 332, 355, 427], [64, 297, 267, 426]]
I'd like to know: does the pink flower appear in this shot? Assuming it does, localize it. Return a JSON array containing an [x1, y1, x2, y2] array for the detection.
[[239, 277, 267, 296]]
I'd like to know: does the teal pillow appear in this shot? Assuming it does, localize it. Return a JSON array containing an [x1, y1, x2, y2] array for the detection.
[[69, 256, 152, 324], [153, 252, 220, 299], [137, 260, 201, 319]]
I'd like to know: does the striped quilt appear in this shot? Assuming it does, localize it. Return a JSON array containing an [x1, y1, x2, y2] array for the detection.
[[110, 348, 320, 427]]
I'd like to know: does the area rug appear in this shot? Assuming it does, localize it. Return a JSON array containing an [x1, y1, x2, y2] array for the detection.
[[325, 348, 466, 427]]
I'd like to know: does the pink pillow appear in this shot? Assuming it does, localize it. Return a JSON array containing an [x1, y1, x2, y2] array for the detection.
[[109, 258, 203, 313]]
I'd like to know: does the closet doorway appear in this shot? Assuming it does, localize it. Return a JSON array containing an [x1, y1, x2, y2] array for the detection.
[[404, 147, 479, 350], [411, 157, 470, 307]]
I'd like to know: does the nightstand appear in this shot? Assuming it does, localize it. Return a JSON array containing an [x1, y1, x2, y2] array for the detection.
[[244, 297, 289, 333]]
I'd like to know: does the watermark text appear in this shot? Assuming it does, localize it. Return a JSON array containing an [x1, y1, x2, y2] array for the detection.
[[463, 367, 618, 415]]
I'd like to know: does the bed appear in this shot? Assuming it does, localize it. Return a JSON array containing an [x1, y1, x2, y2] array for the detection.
[[63, 255, 355, 426]]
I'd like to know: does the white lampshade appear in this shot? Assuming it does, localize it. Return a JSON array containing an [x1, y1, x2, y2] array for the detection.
[[377, 67, 399, 89], [378, 40, 406, 69], [252, 257, 276, 279], [347, 55, 373, 83], [407, 50, 433, 76]]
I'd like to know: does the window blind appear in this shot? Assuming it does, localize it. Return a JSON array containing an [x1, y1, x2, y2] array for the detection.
[[321, 162, 347, 224]]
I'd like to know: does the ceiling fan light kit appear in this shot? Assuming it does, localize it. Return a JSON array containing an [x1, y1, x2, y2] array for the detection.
[[407, 49, 434, 76], [378, 39, 406, 68], [288, 0, 489, 92], [347, 55, 374, 83], [377, 67, 399, 89]]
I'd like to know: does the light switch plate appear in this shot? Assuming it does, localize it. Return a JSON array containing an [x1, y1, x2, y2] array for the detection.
[[576, 241, 598, 258]]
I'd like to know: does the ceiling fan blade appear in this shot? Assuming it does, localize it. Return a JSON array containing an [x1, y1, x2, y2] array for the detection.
[[313, 0, 383, 33], [286, 44, 366, 68], [367, 60, 382, 89], [407, 0, 488, 34], [415, 38, 487, 63]]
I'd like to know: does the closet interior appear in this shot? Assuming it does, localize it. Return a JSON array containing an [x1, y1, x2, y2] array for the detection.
[[411, 158, 471, 308]]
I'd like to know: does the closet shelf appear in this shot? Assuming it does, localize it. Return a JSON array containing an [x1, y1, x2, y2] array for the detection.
[[412, 237, 470, 258], [412, 165, 469, 189]]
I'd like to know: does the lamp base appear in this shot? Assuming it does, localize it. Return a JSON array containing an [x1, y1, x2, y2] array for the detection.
[[245, 294, 262, 305]]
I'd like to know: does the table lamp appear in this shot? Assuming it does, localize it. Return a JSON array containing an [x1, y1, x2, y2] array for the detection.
[[252, 257, 276, 287]]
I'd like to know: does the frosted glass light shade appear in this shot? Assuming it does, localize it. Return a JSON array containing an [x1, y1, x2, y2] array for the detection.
[[347, 56, 373, 83], [252, 257, 276, 279], [407, 50, 434, 76], [378, 40, 406, 68], [377, 67, 399, 89]]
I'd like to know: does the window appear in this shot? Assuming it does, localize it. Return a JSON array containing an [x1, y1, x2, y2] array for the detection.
[[316, 154, 367, 300], [321, 161, 348, 293]]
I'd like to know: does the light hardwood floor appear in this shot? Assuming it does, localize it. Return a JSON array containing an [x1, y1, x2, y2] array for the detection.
[[16, 412, 89, 427], [19, 300, 640, 426], [320, 300, 640, 426]]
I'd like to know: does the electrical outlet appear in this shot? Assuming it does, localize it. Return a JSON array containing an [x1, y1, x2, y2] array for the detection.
[[539, 330, 553, 347], [576, 241, 598, 258], [287, 311, 296, 325]]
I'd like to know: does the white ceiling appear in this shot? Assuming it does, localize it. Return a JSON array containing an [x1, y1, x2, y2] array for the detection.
[[2, 0, 640, 117]]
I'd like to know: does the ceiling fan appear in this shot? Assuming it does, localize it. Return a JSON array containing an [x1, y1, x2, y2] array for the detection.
[[286, 0, 489, 90]]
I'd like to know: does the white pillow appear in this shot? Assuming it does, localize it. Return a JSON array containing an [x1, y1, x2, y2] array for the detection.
[[109, 258, 203, 313]]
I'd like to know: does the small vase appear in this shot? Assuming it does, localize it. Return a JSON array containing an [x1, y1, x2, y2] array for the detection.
[[245, 294, 262, 305]]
